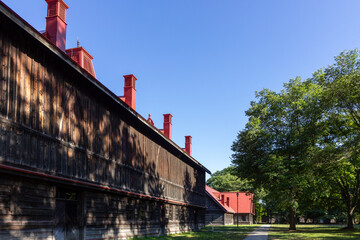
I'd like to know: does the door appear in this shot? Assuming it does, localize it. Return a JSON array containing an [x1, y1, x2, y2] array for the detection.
[[55, 188, 81, 240], [194, 210, 198, 230]]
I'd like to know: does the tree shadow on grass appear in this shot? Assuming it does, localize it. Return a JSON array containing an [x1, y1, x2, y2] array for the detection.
[[269, 224, 360, 240]]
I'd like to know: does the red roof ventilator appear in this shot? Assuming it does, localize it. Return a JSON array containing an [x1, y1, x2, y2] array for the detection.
[[44, 0, 96, 78], [119, 74, 137, 111], [185, 136, 192, 156], [66, 40, 96, 78], [161, 114, 172, 140], [44, 0, 68, 52]]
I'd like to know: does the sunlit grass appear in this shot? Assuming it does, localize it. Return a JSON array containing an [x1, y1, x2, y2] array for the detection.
[[269, 224, 360, 239], [134, 224, 262, 239]]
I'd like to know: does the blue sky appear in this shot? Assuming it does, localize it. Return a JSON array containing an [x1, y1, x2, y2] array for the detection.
[[4, 0, 360, 178]]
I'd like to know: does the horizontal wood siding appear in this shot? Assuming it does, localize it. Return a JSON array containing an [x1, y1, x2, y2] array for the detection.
[[0, 174, 54, 239], [0, 173, 204, 239], [205, 194, 231, 225], [0, 10, 205, 208], [84, 191, 203, 239]]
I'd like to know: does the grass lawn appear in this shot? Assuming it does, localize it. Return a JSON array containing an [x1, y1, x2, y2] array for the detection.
[[269, 224, 360, 239], [133, 224, 262, 239]]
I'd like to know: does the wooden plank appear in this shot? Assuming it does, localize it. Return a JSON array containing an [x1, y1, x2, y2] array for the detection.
[[43, 141, 49, 171], [13, 128, 22, 165], [18, 45, 25, 126], [23, 51, 31, 127], [55, 144, 62, 173], [81, 96, 87, 149], [57, 75, 63, 140], [61, 146, 67, 175], [14, 44, 21, 123], [0, 31, 5, 116], [42, 56, 50, 136], [31, 55, 39, 130], [89, 99, 94, 152], [29, 56, 35, 129], [30, 134, 37, 168], [104, 109, 110, 159], [38, 53, 44, 133], [49, 142, 56, 172], [50, 69, 56, 137], [7, 40, 15, 120], [65, 83, 70, 143], [73, 91, 80, 146], [0, 123, 5, 161], [38, 137, 44, 169]]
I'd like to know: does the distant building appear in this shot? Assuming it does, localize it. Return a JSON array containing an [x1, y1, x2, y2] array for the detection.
[[205, 186, 255, 225]]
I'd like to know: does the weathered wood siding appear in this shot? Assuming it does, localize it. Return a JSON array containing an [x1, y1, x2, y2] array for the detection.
[[204, 194, 232, 225], [0, 175, 54, 240], [0, 2, 207, 238], [85, 192, 204, 238], [0, 173, 205, 239], [0, 5, 205, 207]]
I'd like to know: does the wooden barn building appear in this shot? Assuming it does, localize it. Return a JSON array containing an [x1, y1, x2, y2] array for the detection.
[[205, 186, 234, 225], [205, 186, 255, 225], [0, 0, 210, 239]]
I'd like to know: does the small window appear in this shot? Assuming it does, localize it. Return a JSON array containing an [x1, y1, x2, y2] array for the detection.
[[56, 188, 78, 200]]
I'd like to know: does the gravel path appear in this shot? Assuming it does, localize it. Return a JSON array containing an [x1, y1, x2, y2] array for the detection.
[[243, 224, 271, 240]]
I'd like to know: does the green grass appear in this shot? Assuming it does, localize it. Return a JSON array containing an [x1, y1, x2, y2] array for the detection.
[[133, 224, 262, 239], [269, 224, 360, 239], [132, 224, 360, 239]]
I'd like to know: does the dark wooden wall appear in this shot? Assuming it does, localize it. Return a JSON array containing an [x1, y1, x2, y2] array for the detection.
[[204, 194, 232, 225], [0, 174, 55, 239], [0, 173, 205, 239], [0, 6, 205, 208]]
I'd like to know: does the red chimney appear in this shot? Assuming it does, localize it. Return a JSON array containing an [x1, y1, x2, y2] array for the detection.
[[226, 197, 230, 207], [163, 114, 172, 139], [221, 194, 225, 205], [45, 0, 69, 52], [185, 136, 192, 156], [66, 41, 96, 78], [119, 74, 137, 110]]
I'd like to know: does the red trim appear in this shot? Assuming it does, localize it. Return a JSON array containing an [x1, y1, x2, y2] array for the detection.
[[0, 164, 205, 209]]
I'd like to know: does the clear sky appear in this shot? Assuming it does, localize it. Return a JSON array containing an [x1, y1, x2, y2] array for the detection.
[[4, 0, 360, 178]]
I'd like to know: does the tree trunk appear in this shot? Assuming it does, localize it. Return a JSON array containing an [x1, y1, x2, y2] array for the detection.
[[289, 207, 296, 230], [346, 209, 354, 229]]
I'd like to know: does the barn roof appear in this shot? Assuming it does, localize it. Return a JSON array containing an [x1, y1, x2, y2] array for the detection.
[[205, 185, 255, 215], [205, 186, 235, 213]]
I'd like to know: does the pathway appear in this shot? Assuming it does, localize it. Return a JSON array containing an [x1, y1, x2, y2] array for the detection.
[[243, 224, 271, 240]]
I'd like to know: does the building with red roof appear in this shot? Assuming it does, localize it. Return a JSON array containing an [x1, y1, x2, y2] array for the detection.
[[205, 185, 255, 225]]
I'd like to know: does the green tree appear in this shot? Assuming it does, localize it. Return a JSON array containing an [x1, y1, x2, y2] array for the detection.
[[206, 166, 251, 192], [232, 78, 323, 230], [312, 49, 360, 229]]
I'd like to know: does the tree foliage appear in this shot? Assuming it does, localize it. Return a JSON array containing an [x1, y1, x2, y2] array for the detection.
[[232, 78, 323, 229], [232, 49, 360, 230], [312, 49, 360, 229], [206, 166, 251, 192]]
